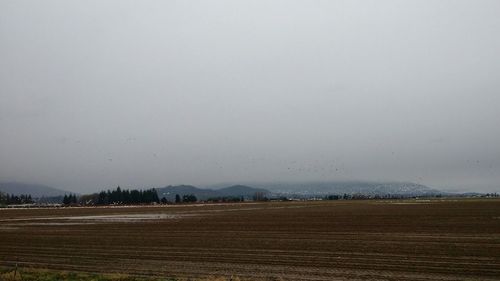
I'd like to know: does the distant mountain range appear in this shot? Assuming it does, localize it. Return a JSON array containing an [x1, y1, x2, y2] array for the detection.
[[162, 181, 444, 201], [156, 185, 270, 201], [0, 182, 70, 198], [245, 181, 444, 197], [1, 181, 446, 200]]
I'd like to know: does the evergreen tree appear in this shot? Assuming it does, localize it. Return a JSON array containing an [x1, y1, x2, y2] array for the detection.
[[182, 194, 197, 203], [0, 192, 7, 205], [130, 190, 141, 204], [63, 194, 70, 205]]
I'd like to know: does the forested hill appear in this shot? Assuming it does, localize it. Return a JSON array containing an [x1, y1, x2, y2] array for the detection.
[[156, 185, 270, 201]]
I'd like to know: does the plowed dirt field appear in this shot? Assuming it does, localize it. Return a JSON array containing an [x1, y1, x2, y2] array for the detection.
[[1, 200, 499, 280]]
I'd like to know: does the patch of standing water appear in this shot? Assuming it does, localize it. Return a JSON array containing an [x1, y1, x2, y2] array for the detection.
[[65, 213, 184, 222], [0, 213, 192, 227]]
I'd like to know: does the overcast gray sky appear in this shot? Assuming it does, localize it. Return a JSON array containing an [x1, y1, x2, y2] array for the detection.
[[1, 0, 499, 193]]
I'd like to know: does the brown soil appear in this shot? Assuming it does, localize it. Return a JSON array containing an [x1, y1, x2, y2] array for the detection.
[[1, 199, 499, 280]]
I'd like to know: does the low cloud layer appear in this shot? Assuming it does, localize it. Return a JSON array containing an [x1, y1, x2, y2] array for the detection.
[[1, 0, 499, 192]]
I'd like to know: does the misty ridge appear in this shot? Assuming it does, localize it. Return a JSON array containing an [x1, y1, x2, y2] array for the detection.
[[1, 180, 483, 205]]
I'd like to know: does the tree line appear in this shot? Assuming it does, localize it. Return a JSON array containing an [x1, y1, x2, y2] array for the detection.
[[75, 188, 202, 206], [0, 192, 34, 205], [77, 186, 160, 205], [175, 194, 197, 203], [63, 194, 78, 205]]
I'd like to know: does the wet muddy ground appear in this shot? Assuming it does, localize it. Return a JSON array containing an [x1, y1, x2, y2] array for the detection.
[[1, 200, 499, 280]]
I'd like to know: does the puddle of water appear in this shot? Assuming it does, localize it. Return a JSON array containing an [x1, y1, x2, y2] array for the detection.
[[0, 213, 192, 226], [65, 213, 185, 222], [386, 202, 432, 205]]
